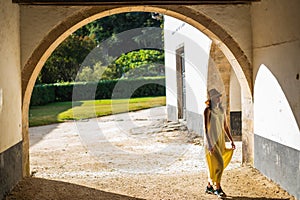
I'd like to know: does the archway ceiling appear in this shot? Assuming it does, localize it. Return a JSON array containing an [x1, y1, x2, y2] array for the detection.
[[14, 0, 259, 5]]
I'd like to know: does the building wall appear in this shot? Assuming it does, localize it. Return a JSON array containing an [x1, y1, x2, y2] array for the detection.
[[252, 0, 300, 199], [0, 0, 22, 154], [190, 4, 252, 65], [0, 0, 23, 199], [164, 15, 212, 135]]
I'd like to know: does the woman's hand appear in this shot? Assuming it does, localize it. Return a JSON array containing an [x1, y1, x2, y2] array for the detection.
[[209, 146, 214, 154], [231, 141, 236, 150]]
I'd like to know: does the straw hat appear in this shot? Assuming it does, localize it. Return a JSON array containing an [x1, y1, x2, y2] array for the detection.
[[208, 88, 222, 99]]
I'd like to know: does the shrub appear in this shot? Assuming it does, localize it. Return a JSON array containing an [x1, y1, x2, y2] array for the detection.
[[30, 77, 166, 106], [30, 84, 56, 106]]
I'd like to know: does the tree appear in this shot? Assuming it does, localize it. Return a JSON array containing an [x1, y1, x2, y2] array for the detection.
[[75, 12, 163, 62], [101, 49, 164, 79], [77, 62, 106, 82], [75, 12, 162, 44], [76, 49, 165, 81], [38, 35, 96, 83], [39, 12, 163, 84]]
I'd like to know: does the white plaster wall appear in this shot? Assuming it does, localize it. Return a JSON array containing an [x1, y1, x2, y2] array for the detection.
[[164, 47, 178, 108], [164, 15, 212, 116], [255, 64, 299, 150], [252, 0, 300, 149], [230, 70, 241, 111], [0, 0, 22, 153]]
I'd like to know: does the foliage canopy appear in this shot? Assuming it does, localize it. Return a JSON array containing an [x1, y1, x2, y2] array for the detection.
[[38, 12, 164, 84]]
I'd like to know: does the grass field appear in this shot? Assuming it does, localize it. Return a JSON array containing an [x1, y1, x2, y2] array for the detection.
[[29, 96, 166, 127]]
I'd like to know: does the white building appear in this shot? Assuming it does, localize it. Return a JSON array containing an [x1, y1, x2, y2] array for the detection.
[[164, 15, 211, 135], [164, 15, 242, 136]]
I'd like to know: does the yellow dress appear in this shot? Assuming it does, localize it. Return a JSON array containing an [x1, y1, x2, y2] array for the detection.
[[205, 107, 233, 184]]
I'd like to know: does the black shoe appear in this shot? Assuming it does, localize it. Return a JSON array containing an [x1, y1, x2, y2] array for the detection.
[[205, 185, 214, 194], [214, 187, 226, 198]]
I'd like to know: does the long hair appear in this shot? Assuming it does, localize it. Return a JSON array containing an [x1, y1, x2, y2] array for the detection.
[[205, 99, 224, 112]]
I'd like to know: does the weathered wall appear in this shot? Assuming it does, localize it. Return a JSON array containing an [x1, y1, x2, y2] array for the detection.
[[0, 0, 22, 156], [0, 142, 22, 200], [189, 4, 252, 65], [0, 0, 23, 199], [252, 0, 300, 125], [20, 5, 83, 68], [252, 0, 300, 199]]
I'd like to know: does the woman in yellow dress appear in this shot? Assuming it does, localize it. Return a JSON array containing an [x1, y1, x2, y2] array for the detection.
[[204, 89, 236, 198]]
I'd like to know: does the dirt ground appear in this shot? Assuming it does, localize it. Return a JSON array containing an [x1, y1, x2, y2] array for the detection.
[[5, 107, 296, 200]]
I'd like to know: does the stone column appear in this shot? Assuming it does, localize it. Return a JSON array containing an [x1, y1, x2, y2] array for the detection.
[[208, 43, 232, 124]]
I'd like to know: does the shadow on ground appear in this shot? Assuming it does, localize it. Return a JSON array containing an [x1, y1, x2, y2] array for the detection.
[[29, 124, 60, 147], [5, 177, 144, 200], [29, 101, 83, 147], [225, 196, 290, 200]]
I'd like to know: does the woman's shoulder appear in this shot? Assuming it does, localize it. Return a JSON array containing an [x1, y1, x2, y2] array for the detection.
[[204, 107, 211, 114]]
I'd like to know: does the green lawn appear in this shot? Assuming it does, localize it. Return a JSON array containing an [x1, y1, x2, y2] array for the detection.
[[29, 96, 166, 127]]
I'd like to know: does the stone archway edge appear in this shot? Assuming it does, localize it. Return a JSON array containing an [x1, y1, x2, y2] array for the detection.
[[21, 5, 253, 176]]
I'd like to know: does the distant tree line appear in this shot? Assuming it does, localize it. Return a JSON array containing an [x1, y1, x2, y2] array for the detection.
[[37, 12, 164, 84]]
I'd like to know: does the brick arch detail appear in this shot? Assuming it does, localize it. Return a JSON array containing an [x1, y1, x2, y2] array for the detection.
[[21, 5, 253, 176]]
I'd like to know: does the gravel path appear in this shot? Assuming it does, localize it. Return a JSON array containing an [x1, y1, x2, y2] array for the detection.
[[5, 107, 295, 200]]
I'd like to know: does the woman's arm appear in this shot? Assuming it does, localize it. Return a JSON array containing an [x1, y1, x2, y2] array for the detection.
[[204, 108, 213, 151], [224, 114, 236, 149]]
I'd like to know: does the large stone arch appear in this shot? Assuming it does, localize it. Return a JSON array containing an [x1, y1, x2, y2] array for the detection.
[[21, 5, 253, 176]]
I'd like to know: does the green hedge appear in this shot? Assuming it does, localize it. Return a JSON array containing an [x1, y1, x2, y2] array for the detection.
[[30, 77, 166, 106], [30, 84, 56, 106]]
